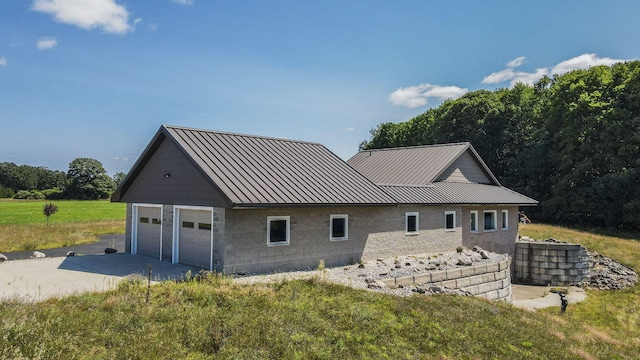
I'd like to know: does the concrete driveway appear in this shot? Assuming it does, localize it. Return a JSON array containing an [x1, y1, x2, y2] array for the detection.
[[0, 254, 199, 302]]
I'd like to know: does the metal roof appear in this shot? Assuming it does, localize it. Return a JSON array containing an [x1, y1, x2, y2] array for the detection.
[[347, 143, 499, 186], [162, 125, 396, 207], [381, 182, 538, 205]]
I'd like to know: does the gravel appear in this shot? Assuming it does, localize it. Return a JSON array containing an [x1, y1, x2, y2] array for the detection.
[[233, 248, 506, 297]]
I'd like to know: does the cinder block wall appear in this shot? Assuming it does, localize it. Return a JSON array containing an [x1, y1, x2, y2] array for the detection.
[[381, 257, 512, 303], [222, 206, 464, 274], [461, 206, 520, 257], [513, 241, 591, 285]]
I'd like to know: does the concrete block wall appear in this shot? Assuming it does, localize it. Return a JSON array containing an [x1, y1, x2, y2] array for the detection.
[[222, 206, 464, 274], [380, 257, 512, 303], [513, 241, 591, 286], [461, 205, 520, 258]]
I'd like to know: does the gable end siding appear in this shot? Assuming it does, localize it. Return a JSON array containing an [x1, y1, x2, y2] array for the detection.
[[436, 151, 492, 184], [120, 138, 229, 207]]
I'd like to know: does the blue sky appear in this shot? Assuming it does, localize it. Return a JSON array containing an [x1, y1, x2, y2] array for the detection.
[[1, 0, 639, 175]]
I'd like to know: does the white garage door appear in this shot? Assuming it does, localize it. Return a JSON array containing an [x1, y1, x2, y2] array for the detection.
[[178, 209, 212, 269], [135, 206, 162, 259]]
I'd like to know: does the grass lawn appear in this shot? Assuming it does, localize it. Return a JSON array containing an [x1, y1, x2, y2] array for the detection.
[[0, 223, 638, 359], [0, 200, 125, 252]]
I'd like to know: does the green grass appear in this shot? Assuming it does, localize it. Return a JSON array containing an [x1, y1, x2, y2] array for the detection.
[[0, 199, 125, 225], [0, 200, 125, 252], [0, 223, 638, 359]]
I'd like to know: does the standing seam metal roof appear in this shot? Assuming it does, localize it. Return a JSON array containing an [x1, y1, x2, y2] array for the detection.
[[164, 125, 396, 206], [347, 143, 473, 185]]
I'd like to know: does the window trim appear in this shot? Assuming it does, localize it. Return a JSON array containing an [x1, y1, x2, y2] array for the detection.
[[329, 214, 348, 241], [483, 210, 497, 232], [405, 212, 419, 235], [501, 210, 509, 230], [445, 211, 456, 231], [267, 216, 290, 246], [470, 210, 478, 233]]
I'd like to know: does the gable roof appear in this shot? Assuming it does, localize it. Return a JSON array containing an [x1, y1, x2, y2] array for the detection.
[[347, 142, 501, 186], [348, 144, 537, 206], [112, 125, 396, 207]]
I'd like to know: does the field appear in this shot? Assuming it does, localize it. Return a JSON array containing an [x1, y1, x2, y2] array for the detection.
[[0, 223, 638, 359], [0, 200, 125, 252]]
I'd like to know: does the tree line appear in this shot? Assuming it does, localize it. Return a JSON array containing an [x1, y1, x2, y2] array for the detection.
[[360, 61, 640, 230], [0, 158, 126, 200]]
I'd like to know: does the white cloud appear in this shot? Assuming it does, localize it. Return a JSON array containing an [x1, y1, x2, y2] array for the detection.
[[507, 56, 526, 68], [0, 57, 6, 66], [389, 83, 468, 108], [113, 156, 130, 161], [483, 54, 634, 88], [551, 53, 629, 75], [346, 127, 355, 132], [172, 0, 194, 5], [37, 36, 57, 50], [31, 0, 132, 34]]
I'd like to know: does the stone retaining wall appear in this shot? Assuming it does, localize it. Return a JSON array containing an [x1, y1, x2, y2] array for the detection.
[[380, 257, 512, 303], [513, 240, 591, 286]]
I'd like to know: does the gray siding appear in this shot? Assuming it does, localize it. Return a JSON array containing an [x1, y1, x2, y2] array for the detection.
[[436, 151, 492, 184], [120, 138, 229, 207]]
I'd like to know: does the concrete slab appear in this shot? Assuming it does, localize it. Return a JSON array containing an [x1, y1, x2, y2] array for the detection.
[[511, 284, 587, 311], [0, 253, 199, 302]]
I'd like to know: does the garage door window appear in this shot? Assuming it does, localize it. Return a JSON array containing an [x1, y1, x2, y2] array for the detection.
[[140, 217, 149, 223], [182, 221, 195, 229], [199, 223, 212, 230], [267, 216, 290, 246]]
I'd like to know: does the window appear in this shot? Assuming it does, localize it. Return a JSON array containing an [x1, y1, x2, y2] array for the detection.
[[267, 216, 290, 246], [152, 218, 161, 225], [501, 210, 509, 230], [182, 221, 194, 229], [445, 211, 456, 231], [484, 210, 497, 231], [139, 217, 149, 224], [470, 210, 478, 233], [406, 212, 419, 234], [330, 214, 348, 241], [198, 223, 212, 231]]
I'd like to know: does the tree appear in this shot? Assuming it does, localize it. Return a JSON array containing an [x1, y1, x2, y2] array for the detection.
[[112, 172, 127, 186], [65, 158, 117, 200], [43, 202, 59, 225]]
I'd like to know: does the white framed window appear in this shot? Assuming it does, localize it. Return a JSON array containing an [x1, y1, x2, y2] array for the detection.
[[484, 210, 497, 232], [470, 210, 478, 233], [267, 216, 290, 246], [501, 210, 509, 230], [445, 211, 456, 231], [330, 214, 348, 241], [406, 212, 419, 234]]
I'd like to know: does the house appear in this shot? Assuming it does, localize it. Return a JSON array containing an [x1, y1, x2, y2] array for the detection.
[[111, 125, 537, 273]]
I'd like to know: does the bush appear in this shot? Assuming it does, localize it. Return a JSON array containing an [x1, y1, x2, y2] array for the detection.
[[42, 188, 64, 200], [0, 185, 14, 198], [14, 190, 45, 200]]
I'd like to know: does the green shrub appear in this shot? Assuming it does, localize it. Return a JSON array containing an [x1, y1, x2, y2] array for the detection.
[[13, 190, 45, 200], [0, 185, 14, 198], [42, 188, 63, 200]]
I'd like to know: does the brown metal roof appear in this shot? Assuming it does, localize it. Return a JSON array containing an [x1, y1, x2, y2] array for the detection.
[[381, 182, 538, 205], [162, 125, 396, 207], [347, 143, 499, 186]]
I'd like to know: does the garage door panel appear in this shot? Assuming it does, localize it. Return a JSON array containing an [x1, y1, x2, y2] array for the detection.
[[136, 207, 161, 259], [178, 209, 212, 269]]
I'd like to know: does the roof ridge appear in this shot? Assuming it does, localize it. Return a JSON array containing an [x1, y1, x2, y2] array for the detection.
[[358, 142, 470, 153], [163, 124, 322, 146]]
